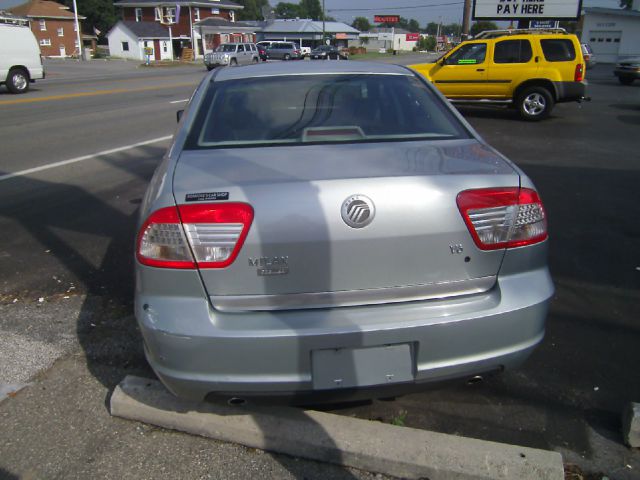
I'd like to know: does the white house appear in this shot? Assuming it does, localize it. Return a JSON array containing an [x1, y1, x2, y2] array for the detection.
[[350, 28, 420, 52], [581, 0, 640, 63], [107, 20, 172, 60]]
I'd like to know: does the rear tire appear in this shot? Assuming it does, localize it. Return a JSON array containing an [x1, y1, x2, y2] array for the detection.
[[6, 68, 29, 94], [284, 54, 291, 61], [516, 86, 554, 121], [253, 57, 259, 63], [206, 65, 214, 71], [618, 76, 634, 85]]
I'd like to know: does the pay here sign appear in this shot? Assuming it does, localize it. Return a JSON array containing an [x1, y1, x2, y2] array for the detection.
[[473, 0, 581, 19]]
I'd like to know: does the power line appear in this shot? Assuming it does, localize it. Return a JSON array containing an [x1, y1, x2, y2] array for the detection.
[[327, 2, 464, 12]]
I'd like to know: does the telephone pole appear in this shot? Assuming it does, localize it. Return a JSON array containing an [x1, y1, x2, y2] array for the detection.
[[462, 0, 472, 38]]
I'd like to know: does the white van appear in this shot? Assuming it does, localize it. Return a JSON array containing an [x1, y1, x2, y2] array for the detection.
[[0, 20, 45, 94]]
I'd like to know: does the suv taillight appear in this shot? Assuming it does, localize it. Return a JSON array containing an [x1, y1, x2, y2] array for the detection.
[[575, 63, 584, 82], [456, 188, 547, 250], [137, 203, 254, 269]]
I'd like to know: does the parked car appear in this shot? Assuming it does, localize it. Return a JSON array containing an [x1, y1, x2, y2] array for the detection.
[[581, 43, 596, 69], [0, 19, 44, 93], [266, 41, 302, 60], [411, 29, 588, 121], [614, 57, 640, 85], [204, 43, 259, 70], [310, 45, 348, 60], [136, 61, 553, 403]]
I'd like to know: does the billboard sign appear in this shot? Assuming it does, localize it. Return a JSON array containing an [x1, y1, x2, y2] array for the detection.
[[374, 15, 400, 23], [472, 0, 581, 20], [406, 33, 420, 41]]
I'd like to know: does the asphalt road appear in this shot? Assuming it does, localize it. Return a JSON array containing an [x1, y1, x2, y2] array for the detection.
[[0, 57, 639, 479]]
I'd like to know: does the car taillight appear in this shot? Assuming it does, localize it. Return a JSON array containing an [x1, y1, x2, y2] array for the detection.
[[575, 63, 584, 82], [456, 188, 547, 250], [137, 203, 254, 269]]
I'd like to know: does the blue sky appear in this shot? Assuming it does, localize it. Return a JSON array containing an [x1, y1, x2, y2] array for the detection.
[[320, 0, 624, 25]]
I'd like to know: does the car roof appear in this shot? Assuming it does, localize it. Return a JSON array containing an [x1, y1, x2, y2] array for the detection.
[[212, 61, 413, 82]]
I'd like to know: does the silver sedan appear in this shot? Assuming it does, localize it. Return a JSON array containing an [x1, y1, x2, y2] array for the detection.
[[135, 61, 553, 402]]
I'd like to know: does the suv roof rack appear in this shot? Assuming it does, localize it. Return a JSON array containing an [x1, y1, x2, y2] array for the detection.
[[474, 28, 567, 39]]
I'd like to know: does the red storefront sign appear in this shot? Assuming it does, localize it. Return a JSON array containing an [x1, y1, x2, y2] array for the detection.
[[374, 15, 400, 23], [405, 33, 420, 41]]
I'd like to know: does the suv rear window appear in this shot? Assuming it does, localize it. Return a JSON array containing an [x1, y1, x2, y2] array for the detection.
[[540, 39, 576, 62], [186, 74, 469, 149], [494, 40, 533, 63]]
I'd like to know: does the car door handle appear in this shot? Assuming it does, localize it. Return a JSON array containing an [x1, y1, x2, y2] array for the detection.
[[476, 68, 485, 72]]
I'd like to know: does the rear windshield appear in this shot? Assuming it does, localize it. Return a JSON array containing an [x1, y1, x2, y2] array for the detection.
[[185, 74, 469, 149], [540, 39, 576, 62]]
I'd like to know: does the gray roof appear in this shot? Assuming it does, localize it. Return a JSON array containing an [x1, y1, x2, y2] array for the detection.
[[118, 20, 170, 38], [584, 7, 640, 17], [195, 17, 252, 28], [114, 0, 242, 8], [213, 60, 411, 82], [261, 19, 359, 34]]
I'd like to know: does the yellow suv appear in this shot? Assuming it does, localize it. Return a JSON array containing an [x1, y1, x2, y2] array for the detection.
[[410, 29, 587, 121]]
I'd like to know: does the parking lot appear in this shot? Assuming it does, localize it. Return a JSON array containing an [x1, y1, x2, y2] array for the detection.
[[0, 57, 639, 479]]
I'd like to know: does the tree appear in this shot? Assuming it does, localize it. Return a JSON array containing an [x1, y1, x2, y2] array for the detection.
[[236, 0, 270, 20], [425, 22, 439, 35], [442, 23, 462, 36], [417, 36, 436, 51], [299, 0, 322, 20], [274, 2, 300, 19], [407, 19, 420, 32], [351, 16, 371, 32], [620, 0, 632, 8], [62, 0, 116, 39], [470, 21, 498, 36]]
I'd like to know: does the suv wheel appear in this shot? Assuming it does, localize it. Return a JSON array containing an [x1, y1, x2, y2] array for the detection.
[[229, 58, 238, 66], [284, 53, 291, 61], [618, 76, 634, 85], [6, 68, 29, 94], [517, 86, 554, 121]]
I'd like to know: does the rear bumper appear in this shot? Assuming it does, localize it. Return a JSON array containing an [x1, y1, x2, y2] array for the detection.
[[136, 248, 554, 401], [553, 81, 587, 103]]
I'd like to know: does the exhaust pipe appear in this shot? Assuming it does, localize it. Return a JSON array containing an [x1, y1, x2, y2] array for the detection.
[[467, 375, 484, 386], [227, 397, 247, 406]]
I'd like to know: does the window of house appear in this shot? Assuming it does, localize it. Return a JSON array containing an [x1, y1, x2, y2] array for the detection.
[[155, 7, 161, 20], [57, 27, 64, 36], [39, 19, 46, 31], [194, 7, 200, 21], [73, 22, 77, 31], [166, 7, 176, 23], [230, 11, 235, 22], [122, 41, 129, 51], [75, 40, 79, 48], [135, 8, 142, 22], [493, 40, 532, 64], [211, 8, 219, 14], [39, 38, 51, 46]]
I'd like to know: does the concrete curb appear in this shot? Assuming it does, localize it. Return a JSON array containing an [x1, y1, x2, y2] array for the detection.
[[110, 375, 564, 480]]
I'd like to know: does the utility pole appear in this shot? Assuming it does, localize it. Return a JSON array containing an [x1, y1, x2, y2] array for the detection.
[[462, 0, 472, 38], [72, 0, 83, 59], [322, 0, 326, 44]]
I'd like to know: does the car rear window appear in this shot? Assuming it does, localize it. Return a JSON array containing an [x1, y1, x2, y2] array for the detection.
[[185, 74, 469, 149], [540, 39, 576, 62]]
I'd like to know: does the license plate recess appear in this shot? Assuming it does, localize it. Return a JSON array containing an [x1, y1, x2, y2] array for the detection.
[[311, 344, 413, 390]]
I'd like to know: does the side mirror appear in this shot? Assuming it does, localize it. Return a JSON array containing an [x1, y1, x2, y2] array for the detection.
[[176, 109, 184, 123]]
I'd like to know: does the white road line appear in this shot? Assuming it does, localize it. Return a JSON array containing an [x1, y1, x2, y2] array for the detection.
[[0, 135, 173, 183], [170, 99, 189, 104]]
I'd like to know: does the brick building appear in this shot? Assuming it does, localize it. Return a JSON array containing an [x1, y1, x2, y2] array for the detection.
[[10, 0, 84, 57], [108, 0, 253, 61]]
